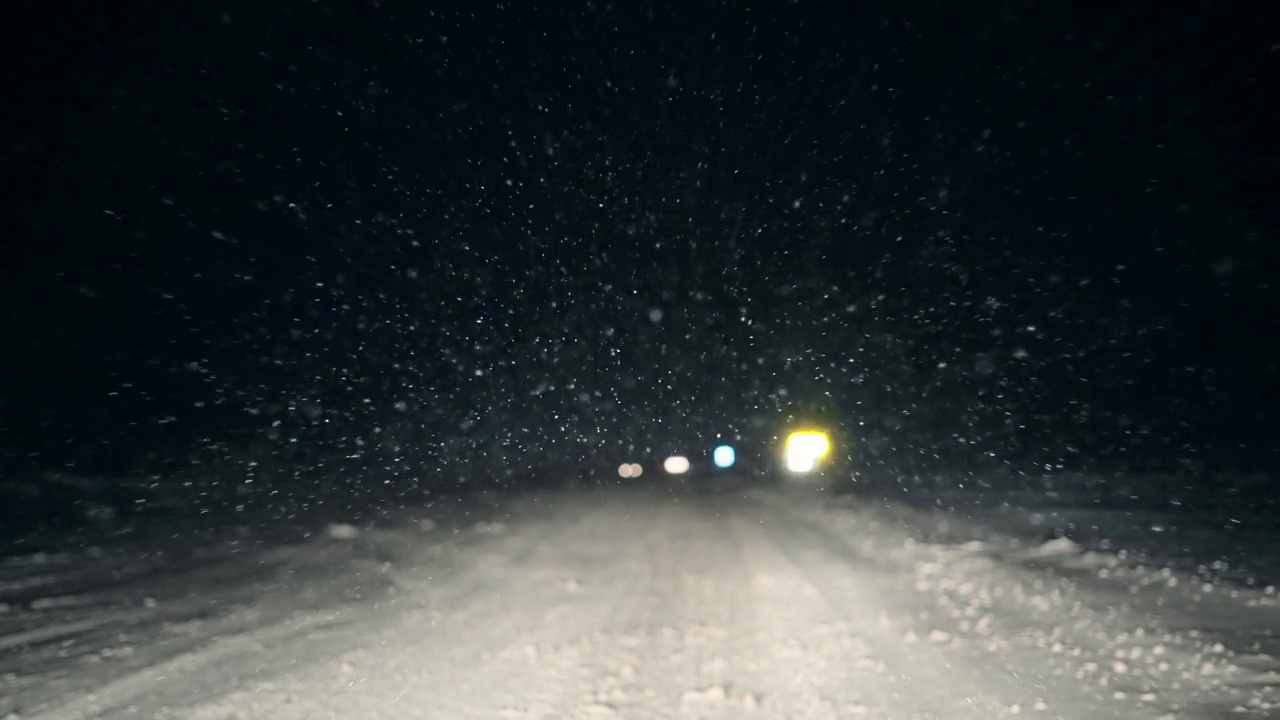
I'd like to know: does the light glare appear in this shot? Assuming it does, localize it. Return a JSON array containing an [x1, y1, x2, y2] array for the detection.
[[785, 454, 816, 473], [784, 431, 830, 474], [712, 445, 736, 468], [663, 455, 690, 474]]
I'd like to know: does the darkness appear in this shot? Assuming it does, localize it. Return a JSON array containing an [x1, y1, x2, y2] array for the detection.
[[2, 1, 1277, 538]]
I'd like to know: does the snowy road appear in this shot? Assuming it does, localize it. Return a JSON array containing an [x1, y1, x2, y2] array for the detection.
[[4, 481, 1279, 719]]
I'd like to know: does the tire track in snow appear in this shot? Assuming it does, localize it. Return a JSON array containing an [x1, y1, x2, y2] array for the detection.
[[23, 485, 1270, 719], [184, 490, 672, 720]]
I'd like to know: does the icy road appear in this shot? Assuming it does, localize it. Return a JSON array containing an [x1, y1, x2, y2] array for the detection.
[[3, 481, 1279, 719]]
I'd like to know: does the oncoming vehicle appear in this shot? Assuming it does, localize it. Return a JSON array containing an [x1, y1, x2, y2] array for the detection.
[[658, 443, 740, 481], [662, 454, 693, 476], [775, 428, 843, 491], [784, 431, 829, 473]]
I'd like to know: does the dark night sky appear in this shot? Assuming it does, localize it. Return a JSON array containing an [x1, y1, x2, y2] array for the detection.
[[2, 1, 1277, 486]]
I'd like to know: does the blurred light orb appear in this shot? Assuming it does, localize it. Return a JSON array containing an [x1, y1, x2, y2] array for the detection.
[[618, 463, 644, 478], [712, 445, 736, 468], [618, 463, 633, 478], [784, 454, 816, 473], [784, 431, 830, 473], [663, 455, 690, 474]]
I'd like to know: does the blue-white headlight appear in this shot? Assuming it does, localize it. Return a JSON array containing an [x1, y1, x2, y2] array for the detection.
[[712, 444, 736, 468]]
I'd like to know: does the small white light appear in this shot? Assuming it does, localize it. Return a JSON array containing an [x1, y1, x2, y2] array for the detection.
[[663, 455, 690, 474]]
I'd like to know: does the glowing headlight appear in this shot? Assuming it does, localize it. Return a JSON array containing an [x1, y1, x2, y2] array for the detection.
[[618, 463, 644, 478], [712, 445, 736, 468], [663, 455, 690, 474], [784, 431, 830, 473]]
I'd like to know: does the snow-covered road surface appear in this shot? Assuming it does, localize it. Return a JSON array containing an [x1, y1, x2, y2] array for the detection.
[[4, 482, 1278, 719]]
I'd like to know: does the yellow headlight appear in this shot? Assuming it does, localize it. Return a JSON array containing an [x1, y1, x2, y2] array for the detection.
[[784, 431, 830, 472]]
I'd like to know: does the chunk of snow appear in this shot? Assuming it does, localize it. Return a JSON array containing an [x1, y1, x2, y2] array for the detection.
[[1027, 536, 1082, 557], [1062, 551, 1119, 569], [326, 523, 361, 540], [679, 685, 727, 708], [927, 629, 953, 644], [579, 703, 617, 717]]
